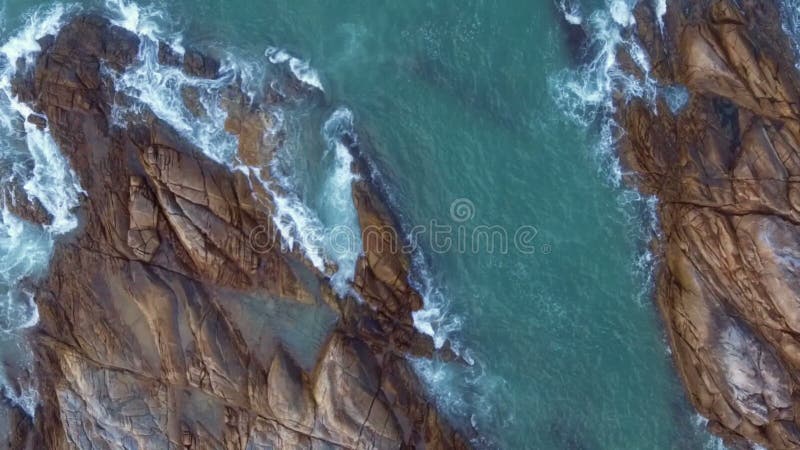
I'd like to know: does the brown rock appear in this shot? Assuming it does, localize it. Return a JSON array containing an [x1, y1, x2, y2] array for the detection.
[[618, 0, 800, 447], [12, 13, 470, 450], [221, 88, 281, 167], [26, 114, 46, 130], [352, 180, 423, 315], [1, 178, 52, 226]]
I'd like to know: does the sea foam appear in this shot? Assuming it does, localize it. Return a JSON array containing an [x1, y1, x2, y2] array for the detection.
[[558, 0, 583, 25], [318, 107, 361, 294], [265, 46, 324, 92]]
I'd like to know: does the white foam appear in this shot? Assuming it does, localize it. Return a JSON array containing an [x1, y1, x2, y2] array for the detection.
[[3, 97, 83, 235], [550, 1, 658, 179], [408, 250, 464, 350], [20, 122, 83, 234], [655, 0, 667, 32], [108, 8, 242, 165], [0, 6, 66, 67], [610, 0, 636, 27], [318, 107, 361, 294], [410, 351, 507, 447], [104, 6, 342, 273], [558, 0, 583, 25], [105, 0, 164, 42], [265, 46, 324, 92], [263, 170, 327, 272], [692, 415, 729, 450], [0, 5, 83, 235]]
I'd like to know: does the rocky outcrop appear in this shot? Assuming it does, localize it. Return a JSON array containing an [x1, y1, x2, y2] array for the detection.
[[1, 177, 52, 226], [6, 13, 468, 450], [618, 0, 800, 448]]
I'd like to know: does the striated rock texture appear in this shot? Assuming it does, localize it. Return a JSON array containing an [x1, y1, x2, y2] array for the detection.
[[3, 14, 468, 450], [618, 0, 800, 448]]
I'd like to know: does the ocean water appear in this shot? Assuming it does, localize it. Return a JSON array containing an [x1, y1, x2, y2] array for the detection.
[[0, 0, 735, 448]]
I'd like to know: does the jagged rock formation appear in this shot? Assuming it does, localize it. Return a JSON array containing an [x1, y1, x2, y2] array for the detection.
[[618, 0, 800, 448], [2, 14, 468, 449], [1, 177, 52, 226]]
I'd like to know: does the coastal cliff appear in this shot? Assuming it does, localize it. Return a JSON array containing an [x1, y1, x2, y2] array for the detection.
[[618, 0, 800, 447], [1, 14, 468, 449]]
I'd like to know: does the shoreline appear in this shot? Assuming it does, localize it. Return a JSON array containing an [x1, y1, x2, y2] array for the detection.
[[615, 0, 800, 447], [0, 9, 474, 448]]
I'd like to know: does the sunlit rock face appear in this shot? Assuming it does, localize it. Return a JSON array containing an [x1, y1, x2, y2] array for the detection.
[[1, 13, 469, 449], [618, 0, 800, 447]]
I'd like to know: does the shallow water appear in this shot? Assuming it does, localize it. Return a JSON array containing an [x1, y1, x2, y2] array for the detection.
[[0, 0, 733, 448]]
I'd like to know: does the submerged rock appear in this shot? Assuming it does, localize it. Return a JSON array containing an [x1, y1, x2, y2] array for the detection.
[[9, 13, 469, 449], [180, 85, 207, 118], [157, 40, 181, 67], [182, 48, 220, 79], [617, 0, 800, 448]]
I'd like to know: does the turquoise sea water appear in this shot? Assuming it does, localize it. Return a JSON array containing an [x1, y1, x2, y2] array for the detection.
[[0, 0, 734, 448]]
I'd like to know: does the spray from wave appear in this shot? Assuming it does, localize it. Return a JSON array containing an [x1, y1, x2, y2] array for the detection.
[[558, 0, 584, 25]]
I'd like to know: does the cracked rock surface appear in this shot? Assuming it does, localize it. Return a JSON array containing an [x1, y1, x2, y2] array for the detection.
[[2, 14, 468, 450], [620, 0, 800, 447]]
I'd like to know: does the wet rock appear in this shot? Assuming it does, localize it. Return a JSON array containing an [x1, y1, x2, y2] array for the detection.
[[179, 85, 206, 117], [10, 60, 35, 104], [182, 48, 220, 79], [26, 114, 46, 130], [221, 98, 279, 167], [157, 40, 181, 67], [1, 178, 52, 226]]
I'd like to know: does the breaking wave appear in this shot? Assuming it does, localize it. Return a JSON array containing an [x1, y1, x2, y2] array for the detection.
[[265, 46, 324, 92]]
